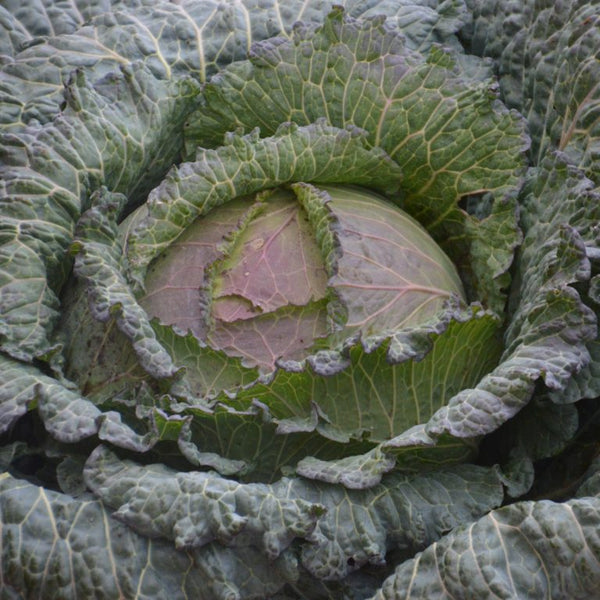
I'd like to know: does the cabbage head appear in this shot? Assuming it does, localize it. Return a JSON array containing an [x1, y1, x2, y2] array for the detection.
[[1, 1, 599, 598]]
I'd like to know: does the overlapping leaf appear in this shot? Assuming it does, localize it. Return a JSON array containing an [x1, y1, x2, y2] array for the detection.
[[125, 120, 402, 286], [465, 0, 600, 180], [0, 0, 439, 131], [187, 9, 528, 312], [369, 495, 600, 599], [84, 446, 504, 582], [0, 472, 299, 599], [136, 181, 466, 372], [0, 64, 198, 360]]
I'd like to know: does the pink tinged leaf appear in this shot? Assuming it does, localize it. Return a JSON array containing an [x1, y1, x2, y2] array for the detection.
[[139, 201, 252, 338], [208, 300, 331, 371], [324, 186, 465, 335], [212, 190, 328, 321]]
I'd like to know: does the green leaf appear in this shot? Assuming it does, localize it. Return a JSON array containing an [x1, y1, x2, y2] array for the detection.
[[155, 306, 501, 481], [420, 153, 599, 444], [84, 445, 326, 556], [0, 64, 199, 361], [369, 496, 600, 599], [71, 188, 182, 382], [465, 0, 600, 181], [226, 306, 501, 445], [84, 446, 504, 581], [152, 323, 261, 400], [0, 354, 100, 443], [515, 152, 600, 407], [0, 471, 299, 599], [0, 0, 420, 132]]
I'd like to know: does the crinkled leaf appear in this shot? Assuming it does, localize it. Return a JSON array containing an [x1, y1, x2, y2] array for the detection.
[[0, 64, 198, 361], [222, 307, 501, 446], [512, 154, 600, 406], [295, 446, 397, 490], [369, 496, 600, 600], [554, 340, 600, 404], [144, 307, 501, 481], [0, 472, 298, 599], [465, 0, 600, 181], [296, 465, 504, 582], [85, 446, 504, 581], [84, 445, 326, 556], [426, 287, 595, 440], [0, 0, 418, 131], [364, 0, 469, 52], [421, 153, 598, 443], [71, 188, 181, 382], [189, 9, 528, 312], [0, 354, 100, 443]]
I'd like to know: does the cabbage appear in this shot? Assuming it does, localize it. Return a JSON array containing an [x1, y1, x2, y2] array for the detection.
[[0, 1, 599, 598]]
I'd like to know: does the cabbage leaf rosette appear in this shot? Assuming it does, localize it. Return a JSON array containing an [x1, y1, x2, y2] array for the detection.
[[1, 1, 600, 598]]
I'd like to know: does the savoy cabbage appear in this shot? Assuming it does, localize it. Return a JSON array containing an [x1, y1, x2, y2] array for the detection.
[[0, 0, 599, 598]]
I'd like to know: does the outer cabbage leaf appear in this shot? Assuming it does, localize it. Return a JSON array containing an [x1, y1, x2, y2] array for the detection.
[[0, 0, 434, 131], [461, 0, 600, 500], [0, 0, 111, 58], [368, 496, 600, 600], [355, 0, 469, 53], [0, 354, 100, 443], [71, 188, 182, 381], [464, 0, 600, 180], [0, 64, 199, 361], [407, 152, 598, 445], [84, 445, 504, 582], [0, 472, 298, 600], [515, 152, 600, 406]]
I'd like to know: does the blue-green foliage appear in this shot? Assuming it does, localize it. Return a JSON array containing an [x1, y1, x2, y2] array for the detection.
[[0, 0, 599, 598]]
